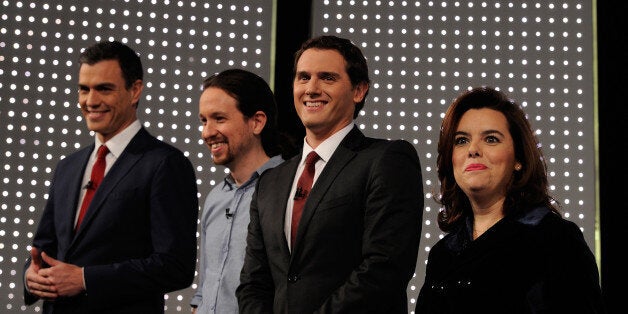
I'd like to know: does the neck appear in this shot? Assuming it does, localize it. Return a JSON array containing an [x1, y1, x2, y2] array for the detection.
[[471, 198, 505, 239], [229, 148, 270, 186]]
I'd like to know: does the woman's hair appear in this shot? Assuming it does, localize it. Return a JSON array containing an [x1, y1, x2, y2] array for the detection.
[[436, 86, 559, 232]]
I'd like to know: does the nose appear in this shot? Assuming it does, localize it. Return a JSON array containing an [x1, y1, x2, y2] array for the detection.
[[467, 141, 481, 157], [305, 79, 320, 96], [201, 123, 218, 140], [84, 90, 101, 106]]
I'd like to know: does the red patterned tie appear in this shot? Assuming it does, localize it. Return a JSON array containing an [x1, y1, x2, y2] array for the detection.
[[291, 151, 320, 247], [76, 145, 109, 230]]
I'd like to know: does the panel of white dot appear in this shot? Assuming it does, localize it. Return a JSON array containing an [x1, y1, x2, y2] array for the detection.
[[311, 1, 595, 312], [0, 0, 273, 312]]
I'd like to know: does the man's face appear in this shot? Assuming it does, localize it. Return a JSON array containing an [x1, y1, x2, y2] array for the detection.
[[199, 87, 261, 169], [293, 48, 368, 143], [78, 59, 142, 143]]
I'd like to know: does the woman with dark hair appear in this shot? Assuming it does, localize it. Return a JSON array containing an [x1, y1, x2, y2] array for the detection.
[[416, 86, 606, 313]]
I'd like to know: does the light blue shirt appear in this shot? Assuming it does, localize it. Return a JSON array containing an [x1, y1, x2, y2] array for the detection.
[[191, 155, 283, 313]]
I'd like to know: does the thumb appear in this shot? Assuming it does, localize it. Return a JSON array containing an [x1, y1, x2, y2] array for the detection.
[[30, 247, 41, 262], [40, 251, 59, 267], [31, 246, 42, 271]]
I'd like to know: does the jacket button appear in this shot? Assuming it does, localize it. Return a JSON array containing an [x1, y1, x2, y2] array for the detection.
[[288, 274, 299, 282]]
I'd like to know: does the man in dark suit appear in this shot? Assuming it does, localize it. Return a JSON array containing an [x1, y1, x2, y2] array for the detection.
[[237, 35, 424, 313], [23, 40, 199, 313]]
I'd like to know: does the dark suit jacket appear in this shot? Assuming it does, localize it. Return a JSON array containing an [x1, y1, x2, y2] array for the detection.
[[415, 207, 606, 314], [24, 127, 199, 314], [237, 126, 424, 314]]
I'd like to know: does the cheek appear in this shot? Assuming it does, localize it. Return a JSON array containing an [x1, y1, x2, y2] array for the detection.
[[451, 149, 465, 168], [293, 83, 305, 96]]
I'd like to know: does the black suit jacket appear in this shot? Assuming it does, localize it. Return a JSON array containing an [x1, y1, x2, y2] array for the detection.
[[237, 126, 424, 314], [24, 127, 199, 314], [415, 207, 606, 314]]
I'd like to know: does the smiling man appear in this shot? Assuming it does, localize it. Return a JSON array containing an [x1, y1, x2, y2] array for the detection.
[[190, 69, 284, 314], [237, 35, 425, 313], [23, 40, 199, 314]]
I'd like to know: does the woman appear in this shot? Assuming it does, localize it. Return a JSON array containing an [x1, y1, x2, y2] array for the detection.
[[415, 87, 606, 313]]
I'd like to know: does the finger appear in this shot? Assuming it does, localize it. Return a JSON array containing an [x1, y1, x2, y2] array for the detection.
[[30, 287, 59, 300], [30, 247, 42, 269], [40, 252, 59, 266]]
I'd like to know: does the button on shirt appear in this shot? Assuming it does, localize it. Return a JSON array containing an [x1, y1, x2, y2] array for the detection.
[[190, 155, 283, 313]]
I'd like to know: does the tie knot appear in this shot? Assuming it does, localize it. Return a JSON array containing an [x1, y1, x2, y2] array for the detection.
[[97, 145, 109, 159], [305, 151, 319, 165]]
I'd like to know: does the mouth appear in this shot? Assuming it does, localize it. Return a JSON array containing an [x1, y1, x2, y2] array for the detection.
[[84, 109, 109, 119], [465, 164, 487, 171], [208, 141, 227, 154], [304, 100, 325, 108]]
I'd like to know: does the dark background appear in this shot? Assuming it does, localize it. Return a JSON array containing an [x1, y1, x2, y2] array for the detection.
[[596, 1, 627, 310], [275, 1, 626, 310]]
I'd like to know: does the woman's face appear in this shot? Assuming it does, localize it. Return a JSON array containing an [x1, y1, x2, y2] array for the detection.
[[452, 108, 519, 203]]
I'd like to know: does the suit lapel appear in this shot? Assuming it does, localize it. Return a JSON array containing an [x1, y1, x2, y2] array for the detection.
[[72, 129, 149, 239], [58, 147, 93, 249], [291, 127, 365, 256], [267, 156, 300, 259]]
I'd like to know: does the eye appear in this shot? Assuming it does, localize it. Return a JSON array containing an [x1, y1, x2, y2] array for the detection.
[[296, 73, 310, 81], [454, 136, 468, 145], [321, 73, 335, 81], [485, 135, 500, 144]]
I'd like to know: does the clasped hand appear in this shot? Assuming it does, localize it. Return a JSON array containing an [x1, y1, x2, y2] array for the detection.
[[25, 247, 85, 300]]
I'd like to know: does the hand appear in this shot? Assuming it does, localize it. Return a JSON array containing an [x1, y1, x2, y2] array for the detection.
[[37, 251, 85, 297], [25, 247, 58, 300], [191, 308, 197, 314]]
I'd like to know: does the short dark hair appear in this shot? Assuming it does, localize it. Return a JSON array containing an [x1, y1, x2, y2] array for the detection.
[[436, 86, 559, 232], [79, 41, 143, 90], [293, 35, 370, 119], [202, 69, 280, 157]]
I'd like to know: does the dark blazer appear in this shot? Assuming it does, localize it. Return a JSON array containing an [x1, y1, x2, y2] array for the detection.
[[237, 126, 424, 314], [24, 127, 199, 314], [415, 207, 607, 314]]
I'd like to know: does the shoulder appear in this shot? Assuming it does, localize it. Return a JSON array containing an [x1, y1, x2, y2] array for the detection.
[[517, 206, 581, 234], [515, 207, 590, 253], [132, 129, 189, 159]]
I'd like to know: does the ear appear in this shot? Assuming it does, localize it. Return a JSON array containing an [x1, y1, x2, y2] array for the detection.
[[130, 79, 144, 108], [352, 81, 369, 104], [250, 110, 267, 135]]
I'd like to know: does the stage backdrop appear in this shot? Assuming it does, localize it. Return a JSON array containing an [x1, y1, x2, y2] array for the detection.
[[0, 1, 596, 313]]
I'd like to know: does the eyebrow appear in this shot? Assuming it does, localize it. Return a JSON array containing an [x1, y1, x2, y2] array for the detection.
[[78, 82, 117, 89], [296, 70, 341, 79], [454, 129, 505, 137]]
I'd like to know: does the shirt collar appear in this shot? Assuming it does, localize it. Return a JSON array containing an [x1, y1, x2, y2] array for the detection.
[[95, 120, 142, 159], [301, 122, 354, 164], [221, 154, 284, 190]]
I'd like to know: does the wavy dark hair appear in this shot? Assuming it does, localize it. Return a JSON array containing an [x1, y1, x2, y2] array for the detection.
[[202, 69, 281, 157], [436, 86, 559, 232], [293, 35, 370, 119]]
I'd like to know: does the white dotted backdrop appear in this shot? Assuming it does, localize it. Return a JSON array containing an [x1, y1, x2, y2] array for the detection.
[[311, 1, 596, 312], [0, 0, 273, 312], [0, 1, 596, 313]]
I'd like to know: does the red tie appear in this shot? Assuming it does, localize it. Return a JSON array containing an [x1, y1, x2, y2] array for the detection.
[[291, 151, 319, 247], [76, 145, 109, 230]]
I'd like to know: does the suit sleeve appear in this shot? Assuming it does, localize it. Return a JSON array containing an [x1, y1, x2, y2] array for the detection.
[[545, 218, 607, 313], [317, 140, 424, 312], [24, 161, 64, 305], [236, 176, 275, 314]]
